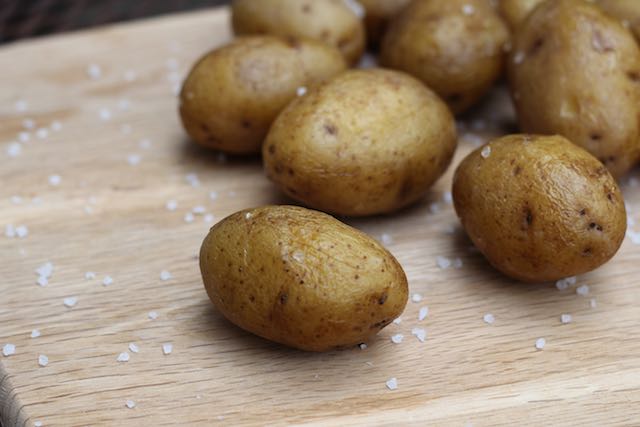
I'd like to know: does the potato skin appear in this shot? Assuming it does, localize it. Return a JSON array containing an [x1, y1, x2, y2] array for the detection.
[[231, 0, 365, 64], [179, 36, 346, 154], [507, 0, 640, 178], [452, 134, 627, 283], [263, 69, 457, 217], [358, 0, 411, 47], [498, 0, 546, 30], [380, 0, 509, 114], [200, 205, 408, 351], [597, 0, 640, 41]]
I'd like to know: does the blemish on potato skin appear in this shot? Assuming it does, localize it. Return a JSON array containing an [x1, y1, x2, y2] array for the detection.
[[528, 37, 545, 55], [324, 123, 338, 135], [279, 292, 288, 304]]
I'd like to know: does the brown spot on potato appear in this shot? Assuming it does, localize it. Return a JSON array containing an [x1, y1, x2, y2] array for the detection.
[[378, 294, 387, 305], [279, 292, 288, 305], [528, 37, 545, 55], [241, 119, 251, 129], [589, 222, 603, 232], [583, 247, 592, 256], [627, 71, 640, 82], [580, 209, 587, 216], [324, 123, 338, 135], [513, 165, 522, 175], [590, 132, 602, 141], [267, 144, 276, 154]]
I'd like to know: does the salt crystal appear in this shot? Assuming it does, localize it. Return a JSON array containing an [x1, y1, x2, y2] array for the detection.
[[359, 343, 367, 350], [560, 314, 572, 324], [576, 284, 590, 296], [48, 175, 61, 186], [18, 131, 30, 142], [22, 118, 35, 129], [38, 354, 48, 367], [51, 120, 62, 131], [627, 229, 640, 245], [3, 343, 16, 356], [386, 377, 398, 390], [186, 173, 200, 187], [31, 329, 41, 338], [15, 100, 28, 112], [513, 51, 526, 64], [129, 343, 139, 353], [535, 338, 546, 350], [184, 213, 195, 223], [117, 352, 130, 362], [34, 421, 43, 427], [160, 270, 172, 281], [126, 400, 136, 409], [148, 311, 158, 320], [166, 200, 178, 211], [296, 86, 307, 96], [391, 334, 404, 344], [63, 297, 77, 308], [481, 145, 492, 158], [99, 108, 112, 121], [483, 313, 495, 324], [11, 195, 23, 204], [442, 191, 453, 204], [429, 202, 441, 214], [411, 293, 423, 303], [245, 212, 253, 220], [436, 256, 451, 269], [380, 233, 393, 245], [7, 142, 22, 157], [15, 225, 28, 238], [343, 0, 364, 17], [418, 306, 429, 321], [462, 4, 475, 15], [162, 343, 173, 355], [209, 191, 218, 201], [139, 138, 151, 149], [36, 276, 48, 287], [35, 128, 48, 139], [5, 224, 16, 238], [85, 271, 96, 280], [192, 206, 206, 215], [86, 63, 102, 79], [590, 298, 597, 308], [292, 251, 305, 263], [172, 83, 181, 96], [392, 318, 402, 325], [127, 154, 141, 166], [453, 257, 463, 269], [103, 275, 113, 286], [36, 262, 54, 278], [411, 327, 427, 342], [204, 214, 215, 223]]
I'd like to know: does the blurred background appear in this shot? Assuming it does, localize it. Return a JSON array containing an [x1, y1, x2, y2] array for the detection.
[[0, 0, 231, 44]]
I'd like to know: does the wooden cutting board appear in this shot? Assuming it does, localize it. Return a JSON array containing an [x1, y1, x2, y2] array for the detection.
[[1, 7, 640, 427]]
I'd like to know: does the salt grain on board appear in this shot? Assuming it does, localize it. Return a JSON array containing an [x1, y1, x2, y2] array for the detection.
[[129, 343, 139, 353], [436, 256, 451, 269], [209, 191, 218, 201], [535, 338, 546, 350], [204, 214, 215, 223], [411, 327, 427, 342], [85, 271, 96, 280], [48, 175, 61, 186], [192, 205, 207, 215], [7, 142, 22, 157], [148, 311, 158, 320], [127, 154, 141, 166], [117, 352, 130, 362], [560, 314, 572, 324], [36, 276, 48, 287], [590, 298, 597, 308], [34, 421, 43, 427], [11, 195, 23, 204], [99, 108, 112, 121], [418, 306, 429, 321], [386, 377, 398, 390], [31, 329, 41, 338], [22, 118, 35, 129], [166, 200, 178, 211], [359, 343, 367, 350], [391, 334, 404, 344], [160, 270, 172, 281], [162, 343, 173, 355], [35, 128, 49, 139], [186, 173, 200, 187], [481, 145, 492, 158], [103, 275, 114, 286], [51, 120, 62, 131], [86, 63, 102, 79], [139, 138, 152, 149], [38, 354, 49, 367], [184, 213, 195, 223], [411, 293, 423, 303], [18, 131, 30, 142], [483, 313, 495, 324], [380, 233, 393, 245], [576, 284, 590, 296], [36, 262, 54, 278], [15, 225, 29, 238], [124, 69, 137, 82], [392, 317, 402, 325], [126, 400, 136, 409], [3, 343, 16, 356], [63, 297, 77, 308]]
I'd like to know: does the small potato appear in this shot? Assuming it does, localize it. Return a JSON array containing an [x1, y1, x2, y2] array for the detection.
[[358, 0, 411, 47], [200, 205, 408, 351], [380, 0, 509, 114], [453, 134, 627, 283], [263, 69, 457, 217], [231, 0, 366, 64], [597, 0, 640, 41], [179, 36, 346, 154], [507, 0, 640, 178], [498, 0, 547, 30]]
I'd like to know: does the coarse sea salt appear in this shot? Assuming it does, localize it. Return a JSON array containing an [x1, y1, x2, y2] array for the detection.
[[436, 256, 451, 269], [391, 334, 404, 344], [18, 131, 30, 142], [166, 200, 178, 211], [34, 421, 43, 427], [160, 270, 172, 281], [590, 298, 597, 309], [296, 86, 307, 96], [380, 233, 393, 245], [162, 343, 173, 355], [51, 120, 62, 131], [359, 343, 367, 350], [31, 329, 41, 338], [481, 145, 492, 158], [7, 142, 22, 157], [36, 276, 48, 287], [126, 400, 136, 409], [22, 118, 35, 129], [483, 313, 495, 324], [576, 284, 590, 296], [85, 271, 96, 280], [117, 352, 130, 362], [36, 128, 49, 139], [38, 354, 49, 367], [411, 327, 427, 342], [129, 343, 139, 353], [411, 293, 423, 303], [386, 377, 398, 390], [3, 343, 16, 356], [127, 154, 141, 166], [418, 306, 429, 321], [36, 262, 54, 278], [535, 338, 546, 350], [48, 175, 61, 186], [86, 63, 102, 79], [99, 108, 112, 121], [103, 276, 113, 286], [192, 206, 207, 215], [560, 314, 572, 324], [63, 297, 77, 308], [392, 317, 402, 325], [184, 213, 195, 223], [148, 311, 158, 320]]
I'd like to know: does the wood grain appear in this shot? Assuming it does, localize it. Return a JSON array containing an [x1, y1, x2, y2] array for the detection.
[[1, 6, 640, 427]]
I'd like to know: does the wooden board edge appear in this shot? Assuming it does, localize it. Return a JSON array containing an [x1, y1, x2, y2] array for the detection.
[[1, 365, 29, 427]]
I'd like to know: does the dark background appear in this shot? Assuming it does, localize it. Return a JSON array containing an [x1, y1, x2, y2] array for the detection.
[[0, 0, 231, 44]]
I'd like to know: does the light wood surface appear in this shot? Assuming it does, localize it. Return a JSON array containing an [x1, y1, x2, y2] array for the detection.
[[2, 7, 640, 427]]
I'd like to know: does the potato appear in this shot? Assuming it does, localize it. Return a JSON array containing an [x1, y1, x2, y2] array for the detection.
[[379, 0, 509, 114], [179, 36, 346, 154], [200, 205, 408, 351], [498, 0, 546, 30], [452, 134, 627, 283], [597, 0, 640, 41], [507, 0, 640, 178], [263, 69, 457, 217], [231, 0, 366, 64], [358, 0, 411, 47]]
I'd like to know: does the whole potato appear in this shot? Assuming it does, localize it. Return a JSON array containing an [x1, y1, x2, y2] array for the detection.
[[498, 0, 547, 30], [179, 36, 346, 154], [508, 0, 640, 178], [358, 0, 411, 47], [200, 205, 408, 351], [263, 69, 457, 217], [453, 134, 627, 283], [231, 0, 366, 64], [380, 0, 509, 114], [597, 0, 640, 41]]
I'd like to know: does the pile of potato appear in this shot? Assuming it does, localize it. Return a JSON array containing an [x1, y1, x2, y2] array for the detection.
[[180, 0, 638, 351]]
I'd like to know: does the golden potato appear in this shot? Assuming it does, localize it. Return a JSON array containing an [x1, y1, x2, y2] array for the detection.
[[231, 0, 366, 64], [263, 69, 457, 217], [179, 36, 346, 154], [498, 0, 547, 30], [597, 0, 640, 41], [507, 0, 640, 178], [380, 0, 509, 114], [452, 134, 627, 283], [358, 0, 411, 47], [200, 205, 408, 351]]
